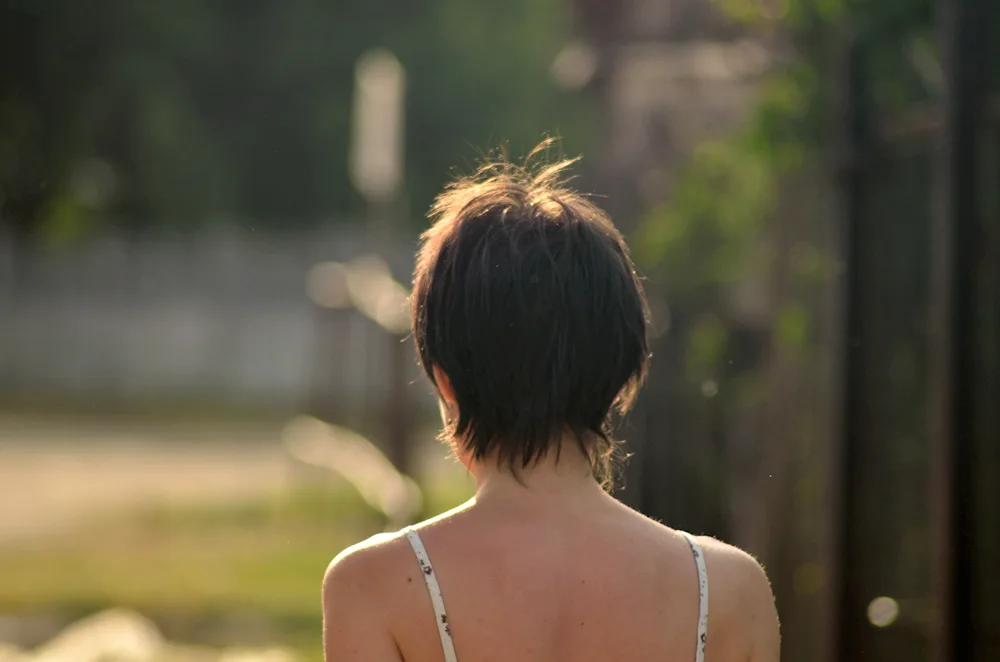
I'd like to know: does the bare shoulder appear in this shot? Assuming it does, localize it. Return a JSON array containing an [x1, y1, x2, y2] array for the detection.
[[693, 535, 771, 599], [322, 531, 410, 662], [693, 536, 780, 662], [324, 530, 403, 590], [323, 503, 473, 604]]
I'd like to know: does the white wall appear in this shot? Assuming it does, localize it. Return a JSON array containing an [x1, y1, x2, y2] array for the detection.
[[0, 227, 432, 413]]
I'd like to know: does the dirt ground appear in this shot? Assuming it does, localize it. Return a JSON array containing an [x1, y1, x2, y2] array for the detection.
[[0, 413, 460, 546], [0, 414, 293, 545]]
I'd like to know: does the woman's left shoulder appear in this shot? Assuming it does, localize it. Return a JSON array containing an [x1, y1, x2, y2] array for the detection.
[[322, 531, 413, 661], [324, 529, 411, 595]]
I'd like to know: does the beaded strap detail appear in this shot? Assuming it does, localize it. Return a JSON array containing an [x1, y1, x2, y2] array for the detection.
[[404, 528, 458, 662]]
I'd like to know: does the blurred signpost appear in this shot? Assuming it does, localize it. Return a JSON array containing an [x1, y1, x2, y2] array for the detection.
[[302, 47, 415, 478], [305, 255, 413, 478], [349, 48, 406, 243]]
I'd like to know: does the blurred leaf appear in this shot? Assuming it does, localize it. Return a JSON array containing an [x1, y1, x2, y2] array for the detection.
[[688, 315, 728, 376], [39, 190, 92, 243], [635, 136, 775, 297], [775, 302, 810, 351]]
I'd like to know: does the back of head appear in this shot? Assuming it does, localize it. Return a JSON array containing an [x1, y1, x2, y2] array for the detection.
[[411, 141, 649, 486]]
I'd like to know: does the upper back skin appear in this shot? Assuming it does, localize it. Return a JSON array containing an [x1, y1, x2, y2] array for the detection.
[[323, 488, 780, 662]]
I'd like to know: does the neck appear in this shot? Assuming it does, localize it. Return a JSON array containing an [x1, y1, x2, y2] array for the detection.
[[469, 436, 609, 506]]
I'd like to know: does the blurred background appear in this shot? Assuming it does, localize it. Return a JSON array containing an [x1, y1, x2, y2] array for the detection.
[[0, 1, 998, 661]]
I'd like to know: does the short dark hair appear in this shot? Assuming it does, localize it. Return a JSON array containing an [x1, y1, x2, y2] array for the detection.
[[410, 142, 649, 487]]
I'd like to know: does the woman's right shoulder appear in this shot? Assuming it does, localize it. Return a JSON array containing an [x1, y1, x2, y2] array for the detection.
[[688, 534, 769, 589]]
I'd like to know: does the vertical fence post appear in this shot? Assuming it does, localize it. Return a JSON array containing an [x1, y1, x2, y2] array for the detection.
[[832, 30, 869, 662], [929, 0, 988, 659]]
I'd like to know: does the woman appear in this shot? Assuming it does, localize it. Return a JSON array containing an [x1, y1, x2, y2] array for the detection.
[[323, 144, 780, 662]]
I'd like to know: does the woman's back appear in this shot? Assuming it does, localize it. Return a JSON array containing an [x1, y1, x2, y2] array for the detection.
[[321, 144, 779, 661], [323, 459, 778, 662]]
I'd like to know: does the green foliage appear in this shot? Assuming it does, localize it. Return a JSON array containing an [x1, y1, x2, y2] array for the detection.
[[686, 314, 729, 378], [0, 0, 594, 237], [637, 0, 940, 356], [633, 5, 946, 579], [635, 137, 775, 295], [775, 302, 810, 351], [749, 63, 818, 169]]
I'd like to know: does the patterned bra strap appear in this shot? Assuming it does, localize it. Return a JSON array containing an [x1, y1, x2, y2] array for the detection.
[[404, 528, 459, 662], [679, 531, 709, 662]]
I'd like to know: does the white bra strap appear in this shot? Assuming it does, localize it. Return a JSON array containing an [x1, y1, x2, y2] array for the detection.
[[680, 531, 709, 662], [404, 528, 459, 662]]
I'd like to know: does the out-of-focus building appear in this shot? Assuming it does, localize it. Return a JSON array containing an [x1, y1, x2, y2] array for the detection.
[[0, 227, 430, 419]]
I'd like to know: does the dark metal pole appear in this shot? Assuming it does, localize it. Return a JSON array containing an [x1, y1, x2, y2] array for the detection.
[[385, 331, 412, 477], [832, 32, 869, 662], [929, 0, 986, 658]]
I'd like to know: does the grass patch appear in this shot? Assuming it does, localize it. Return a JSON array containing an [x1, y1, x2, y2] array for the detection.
[[0, 477, 474, 660]]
